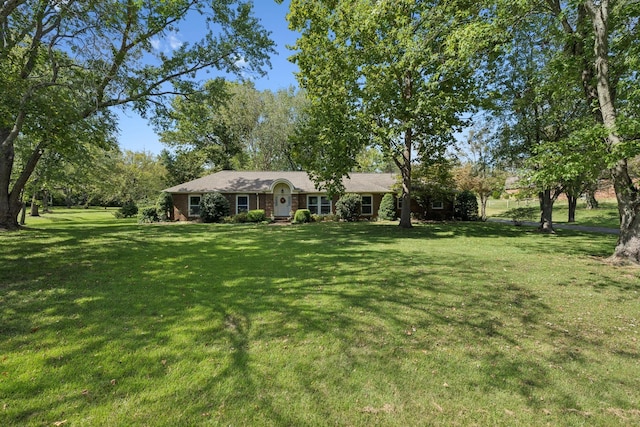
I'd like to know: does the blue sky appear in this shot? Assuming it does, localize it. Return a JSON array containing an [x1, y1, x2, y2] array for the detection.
[[116, 0, 298, 155]]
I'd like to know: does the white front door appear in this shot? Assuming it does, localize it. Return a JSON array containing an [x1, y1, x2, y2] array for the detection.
[[273, 184, 291, 216]]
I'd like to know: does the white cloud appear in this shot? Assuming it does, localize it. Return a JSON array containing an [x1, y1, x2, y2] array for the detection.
[[168, 32, 183, 50], [150, 32, 183, 52], [150, 38, 161, 50]]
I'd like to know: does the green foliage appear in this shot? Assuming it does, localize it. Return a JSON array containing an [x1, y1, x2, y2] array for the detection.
[[231, 212, 249, 223], [335, 193, 362, 222], [378, 193, 397, 221], [139, 207, 160, 224], [454, 190, 479, 221], [159, 81, 306, 172], [247, 209, 266, 223], [289, 0, 478, 223], [118, 200, 139, 218], [293, 209, 311, 223], [0, 0, 276, 229], [199, 192, 230, 223], [157, 192, 173, 220]]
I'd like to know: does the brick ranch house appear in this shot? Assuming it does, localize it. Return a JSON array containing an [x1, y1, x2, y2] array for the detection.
[[163, 170, 453, 221]]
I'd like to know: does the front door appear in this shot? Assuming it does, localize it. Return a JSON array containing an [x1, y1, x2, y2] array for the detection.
[[273, 183, 291, 217]]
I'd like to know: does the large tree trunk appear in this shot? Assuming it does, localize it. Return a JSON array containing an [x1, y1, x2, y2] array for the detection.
[[0, 134, 46, 231], [585, 183, 599, 209], [30, 192, 40, 217], [588, 0, 640, 263], [567, 194, 578, 222], [611, 160, 640, 262], [538, 189, 556, 233], [398, 128, 413, 229], [0, 135, 21, 231], [398, 71, 413, 229]]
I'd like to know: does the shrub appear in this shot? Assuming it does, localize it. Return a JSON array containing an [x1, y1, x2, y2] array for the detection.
[[454, 190, 479, 221], [157, 192, 173, 220], [118, 200, 139, 218], [139, 207, 160, 223], [247, 209, 266, 223], [293, 209, 311, 223], [232, 212, 249, 223], [199, 192, 230, 223], [335, 193, 362, 222], [378, 193, 397, 220]]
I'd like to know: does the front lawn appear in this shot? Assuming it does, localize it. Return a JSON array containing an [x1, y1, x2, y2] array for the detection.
[[1, 210, 638, 426]]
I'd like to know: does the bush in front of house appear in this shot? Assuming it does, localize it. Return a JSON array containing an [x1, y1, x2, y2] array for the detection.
[[199, 192, 230, 223], [293, 209, 311, 223], [454, 190, 479, 221], [157, 192, 173, 220], [117, 200, 139, 218], [247, 209, 266, 223], [335, 193, 362, 222], [378, 193, 397, 220], [139, 207, 160, 223]]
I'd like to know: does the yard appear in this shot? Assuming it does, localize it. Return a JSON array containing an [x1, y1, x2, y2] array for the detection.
[[1, 209, 639, 426]]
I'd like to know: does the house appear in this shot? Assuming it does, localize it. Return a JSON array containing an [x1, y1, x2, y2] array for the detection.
[[163, 170, 453, 221]]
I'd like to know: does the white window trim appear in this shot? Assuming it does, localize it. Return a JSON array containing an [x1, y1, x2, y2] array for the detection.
[[307, 194, 332, 215], [189, 194, 202, 217], [361, 194, 373, 216], [431, 200, 444, 210], [236, 194, 249, 214]]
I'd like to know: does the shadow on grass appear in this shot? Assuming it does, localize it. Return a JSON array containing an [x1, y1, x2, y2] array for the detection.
[[1, 220, 637, 424]]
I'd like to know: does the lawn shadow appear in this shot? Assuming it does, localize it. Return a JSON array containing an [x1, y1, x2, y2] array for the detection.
[[1, 220, 637, 424]]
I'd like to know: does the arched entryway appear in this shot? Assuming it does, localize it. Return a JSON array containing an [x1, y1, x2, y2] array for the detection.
[[273, 182, 292, 217]]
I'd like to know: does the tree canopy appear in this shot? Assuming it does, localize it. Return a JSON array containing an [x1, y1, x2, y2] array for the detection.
[[0, 0, 276, 230], [288, 0, 480, 227]]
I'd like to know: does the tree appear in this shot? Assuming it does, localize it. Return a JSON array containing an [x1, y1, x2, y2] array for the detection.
[[454, 128, 505, 221], [111, 150, 168, 204], [411, 159, 457, 220], [159, 81, 306, 172], [484, 4, 593, 233], [159, 148, 207, 188], [289, 0, 478, 228], [539, 0, 640, 261], [0, 0, 275, 230]]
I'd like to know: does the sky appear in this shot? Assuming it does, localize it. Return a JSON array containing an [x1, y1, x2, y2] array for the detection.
[[116, 0, 299, 155]]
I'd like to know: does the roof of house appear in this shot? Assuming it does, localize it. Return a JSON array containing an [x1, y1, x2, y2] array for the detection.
[[163, 170, 398, 194]]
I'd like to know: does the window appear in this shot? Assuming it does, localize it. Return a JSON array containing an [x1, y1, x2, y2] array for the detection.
[[236, 195, 249, 213], [189, 195, 201, 217], [432, 200, 444, 210], [361, 195, 373, 215], [308, 195, 332, 215]]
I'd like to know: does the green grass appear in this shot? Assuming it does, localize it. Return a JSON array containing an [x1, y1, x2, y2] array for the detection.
[[486, 198, 620, 229], [1, 209, 639, 426]]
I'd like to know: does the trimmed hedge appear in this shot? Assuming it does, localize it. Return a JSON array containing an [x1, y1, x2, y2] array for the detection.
[[293, 209, 311, 223], [200, 192, 230, 223], [378, 193, 397, 220], [247, 209, 266, 222]]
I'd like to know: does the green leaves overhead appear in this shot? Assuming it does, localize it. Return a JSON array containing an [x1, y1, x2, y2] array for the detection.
[[0, 0, 276, 230], [289, 0, 480, 221]]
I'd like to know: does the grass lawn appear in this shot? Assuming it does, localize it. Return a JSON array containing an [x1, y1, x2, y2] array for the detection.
[[486, 198, 621, 229], [1, 209, 639, 426]]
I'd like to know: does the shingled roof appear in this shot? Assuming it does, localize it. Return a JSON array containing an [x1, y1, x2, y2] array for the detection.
[[163, 171, 397, 194]]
